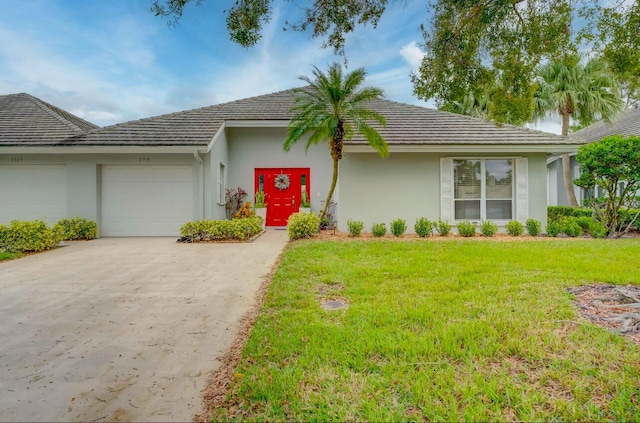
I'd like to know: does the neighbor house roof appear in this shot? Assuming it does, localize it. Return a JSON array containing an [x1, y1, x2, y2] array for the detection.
[[3, 89, 581, 147], [570, 107, 640, 142], [0, 93, 98, 145]]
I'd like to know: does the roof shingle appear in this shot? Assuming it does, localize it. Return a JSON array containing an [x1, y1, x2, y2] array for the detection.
[[570, 107, 640, 142], [2, 89, 581, 147], [0, 93, 98, 145]]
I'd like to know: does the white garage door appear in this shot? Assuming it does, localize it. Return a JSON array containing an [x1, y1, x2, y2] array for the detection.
[[0, 165, 68, 225], [101, 165, 194, 236]]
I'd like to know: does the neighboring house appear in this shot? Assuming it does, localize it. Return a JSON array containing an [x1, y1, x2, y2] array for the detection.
[[1, 89, 582, 236], [548, 107, 640, 206]]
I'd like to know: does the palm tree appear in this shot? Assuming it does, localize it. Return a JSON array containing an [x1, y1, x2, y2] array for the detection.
[[534, 54, 623, 207], [285, 63, 389, 223]]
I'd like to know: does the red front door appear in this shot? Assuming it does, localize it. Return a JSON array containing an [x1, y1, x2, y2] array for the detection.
[[255, 168, 310, 226]]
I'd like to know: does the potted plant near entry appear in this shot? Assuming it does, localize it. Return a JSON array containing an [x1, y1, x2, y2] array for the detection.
[[254, 190, 267, 229], [299, 191, 311, 213]]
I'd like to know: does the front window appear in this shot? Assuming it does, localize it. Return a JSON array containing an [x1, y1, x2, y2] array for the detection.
[[454, 159, 513, 220]]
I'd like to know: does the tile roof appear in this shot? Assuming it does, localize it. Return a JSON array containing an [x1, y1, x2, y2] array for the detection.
[[570, 107, 640, 142], [2, 89, 580, 147], [0, 93, 98, 145]]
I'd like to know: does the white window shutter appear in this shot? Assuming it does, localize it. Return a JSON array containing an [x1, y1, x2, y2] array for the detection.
[[440, 158, 453, 222], [515, 158, 528, 222]]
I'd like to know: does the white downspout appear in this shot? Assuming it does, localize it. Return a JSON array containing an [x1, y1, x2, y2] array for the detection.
[[194, 151, 205, 220]]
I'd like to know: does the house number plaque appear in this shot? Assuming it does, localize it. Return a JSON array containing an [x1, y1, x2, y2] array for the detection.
[[10, 157, 24, 162], [138, 157, 150, 162]]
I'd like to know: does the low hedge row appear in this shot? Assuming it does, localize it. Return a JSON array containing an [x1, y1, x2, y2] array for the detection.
[[180, 216, 263, 241], [0, 217, 98, 253], [54, 217, 98, 241]]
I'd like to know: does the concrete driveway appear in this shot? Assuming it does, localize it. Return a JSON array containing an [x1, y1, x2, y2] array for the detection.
[[0, 231, 288, 422]]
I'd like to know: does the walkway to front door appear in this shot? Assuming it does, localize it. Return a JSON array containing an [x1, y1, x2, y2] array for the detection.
[[255, 168, 310, 226]]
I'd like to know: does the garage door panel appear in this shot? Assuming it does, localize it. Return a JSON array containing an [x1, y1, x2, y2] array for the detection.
[[101, 166, 193, 237], [0, 165, 68, 225]]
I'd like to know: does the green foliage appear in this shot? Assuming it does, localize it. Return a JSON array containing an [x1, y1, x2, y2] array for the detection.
[[525, 219, 542, 237], [0, 251, 21, 261], [546, 221, 562, 237], [589, 0, 640, 107], [589, 221, 608, 238], [390, 218, 407, 237], [575, 216, 594, 234], [371, 223, 386, 238], [0, 220, 60, 253], [300, 191, 311, 208], [414, 0, 573, 125], [285, 63, 387, 223], [480, 220, 498, 237], [435, 219, 451, 236], [53, 217, 98, 240], [457, 220, 476, 237], [180, 217, 263, 241], [548, 206, 593, 221], [346, 219, 364, 237], [414, 218, 433, 238], [534, 55, 622, 134], [561, 217, 583, 238], [575, 135, 640, 236], [152, 1, 638, 112], [505, 220, 524, 237], [254, 190, 267, 208], [286, 212, 320, 240], [151, 0, 387, 55]]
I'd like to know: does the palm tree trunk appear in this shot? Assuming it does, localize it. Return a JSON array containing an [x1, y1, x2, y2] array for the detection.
[[319, 156, 339, 227], [561, 113, 579, 207]]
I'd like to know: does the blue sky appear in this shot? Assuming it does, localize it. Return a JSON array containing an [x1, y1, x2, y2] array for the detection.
[[0, 0, 561, 132]]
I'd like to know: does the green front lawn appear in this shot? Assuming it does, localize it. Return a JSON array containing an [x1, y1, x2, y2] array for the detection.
[[215, 239, 640, 422], [0, 251, 21, 261]]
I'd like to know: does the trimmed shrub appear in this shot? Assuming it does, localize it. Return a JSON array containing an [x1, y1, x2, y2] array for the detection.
[[0, 220, 60, 253], [181, 216, 263, 241], [457, 220, 476, 237], [525, 218, 542, 237], [561, 217, 582, 238], [435, 220, 452, 236], [547, 206, 593, 222], [575, 216, 594, 234], [390, 219, 407, 237], [480, 220, 498, 237], [589, 221, 608, 238], [287, 212, 320, 240], [371, 223, 387, 237], [546, 221, 561, 237], [347, 220, 364, 237], [505, 220, 524, 237], [414, 218, 432, 238], [53, 217, 98, 240]]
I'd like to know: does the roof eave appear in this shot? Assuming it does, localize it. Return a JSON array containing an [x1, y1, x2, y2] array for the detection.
[[344, 144, 582, 154]]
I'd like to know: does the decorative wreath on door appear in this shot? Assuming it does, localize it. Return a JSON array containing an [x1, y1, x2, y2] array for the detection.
[[274, 174, 290, 190]]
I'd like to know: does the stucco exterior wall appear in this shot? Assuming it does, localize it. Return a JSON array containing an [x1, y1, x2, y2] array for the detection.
[[226, 127, 334, 213], [207, 129, 229, 220], [0, 153, 201, 232], [338, 152, 549, 233]]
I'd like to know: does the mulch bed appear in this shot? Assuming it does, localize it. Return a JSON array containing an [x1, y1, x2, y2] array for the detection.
[[569, 284, 640, 346]]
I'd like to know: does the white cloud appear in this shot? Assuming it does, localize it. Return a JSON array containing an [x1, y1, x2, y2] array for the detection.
[[399, 41, 425, 70]]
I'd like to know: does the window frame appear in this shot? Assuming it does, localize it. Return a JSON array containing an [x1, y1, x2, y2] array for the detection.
[[452, 158, 515, 222], [216, 161, 227, 206]]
